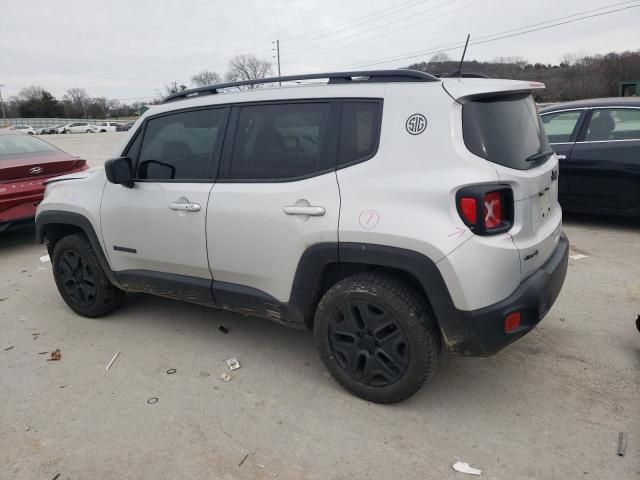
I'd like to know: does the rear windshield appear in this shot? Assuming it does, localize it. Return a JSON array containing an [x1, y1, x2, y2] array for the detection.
[[0, 134, 58, 158], [462, 93, 550, 170]]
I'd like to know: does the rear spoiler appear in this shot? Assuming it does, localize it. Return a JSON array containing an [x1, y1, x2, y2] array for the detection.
[[442, 78, 545, 103]]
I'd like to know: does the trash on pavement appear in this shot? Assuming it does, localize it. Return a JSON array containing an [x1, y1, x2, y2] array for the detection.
[[452, 461, 482, 476], [166, 368, 177, 374], [32, 333, 40, 340], [219, 325, 229, 334], [106, 351, 120, 371], [38, 351, 48, 355], [238, 454, 249, 467], [618, 432, 626, 456], [569, 253, 588, 260], [3, 345, 14, 351], [147, 397, 159, 405], [221, 372, 233, 382], [47, 349, 61, 361], [40, 255, 50, 263], [225, 358, 240, 371]]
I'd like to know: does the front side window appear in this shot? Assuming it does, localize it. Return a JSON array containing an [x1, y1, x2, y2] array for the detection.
[[584, 108, 640, 141], [339, 101, 381, 166], [541, 110, 582, 143], [227, 102, 332, 180], [137, 108, 226, 180]]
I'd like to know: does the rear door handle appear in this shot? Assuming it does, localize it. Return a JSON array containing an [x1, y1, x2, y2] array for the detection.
[[557, 155, 567, 160], [283, 205, 325, 216], [169, 202, 201, 212]]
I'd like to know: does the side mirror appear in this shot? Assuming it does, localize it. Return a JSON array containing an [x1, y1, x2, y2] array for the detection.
[[105, 157, 134, 188]]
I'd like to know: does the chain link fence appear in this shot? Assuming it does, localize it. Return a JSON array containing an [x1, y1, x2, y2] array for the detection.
[[1, 117, 137, 129]]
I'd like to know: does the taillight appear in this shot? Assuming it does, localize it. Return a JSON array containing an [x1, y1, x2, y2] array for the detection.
[[456, 186, 513, 235]]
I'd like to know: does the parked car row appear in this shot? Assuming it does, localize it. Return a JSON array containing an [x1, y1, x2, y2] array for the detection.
[[7, 121, 133, 135]]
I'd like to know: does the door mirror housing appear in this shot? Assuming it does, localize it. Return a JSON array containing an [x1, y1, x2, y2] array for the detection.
[[105, 157, 135, 188]]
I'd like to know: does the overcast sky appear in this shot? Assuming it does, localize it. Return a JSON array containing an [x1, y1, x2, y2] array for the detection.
[[1, 0, 638, 102]]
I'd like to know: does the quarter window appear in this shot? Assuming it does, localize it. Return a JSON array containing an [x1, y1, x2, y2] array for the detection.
[[584, 109, 640, 141], [227, 102, 332, 180], [541, 110, 582, 143], [136, 108, 226, 180], [339, 101, 381, 165]]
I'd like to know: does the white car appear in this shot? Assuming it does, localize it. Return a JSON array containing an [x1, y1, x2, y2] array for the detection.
[[35, 70, 569, 403], [58, 122, 98, 134], [97, 122, 124, 133], [10, 125, 36, 135]]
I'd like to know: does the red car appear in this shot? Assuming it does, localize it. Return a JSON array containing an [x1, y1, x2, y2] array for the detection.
[[0, 130, 88, 231]]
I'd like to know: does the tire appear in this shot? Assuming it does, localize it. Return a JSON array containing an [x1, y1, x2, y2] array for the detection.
[[314, 272, 439, 403], [64, 129, 71, 134], [86, 129, 92, 133], [52, 233, 124, 317]]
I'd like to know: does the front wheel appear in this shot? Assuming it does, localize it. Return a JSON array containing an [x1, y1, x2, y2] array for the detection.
[[52, 233, 124, 317], [86, 129, 92, 133], [314, 272, 440, 403], [64, 129, 71, 134]]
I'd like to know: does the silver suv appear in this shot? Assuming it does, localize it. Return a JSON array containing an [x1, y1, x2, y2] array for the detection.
[[36, 70, 569, 403]]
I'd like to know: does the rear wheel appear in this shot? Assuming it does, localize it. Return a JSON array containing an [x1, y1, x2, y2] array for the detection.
[[314, 272, 439, 403], [64, 129, 71, 134], [52, 234, 123, 317], [86, 129, 92, 133]]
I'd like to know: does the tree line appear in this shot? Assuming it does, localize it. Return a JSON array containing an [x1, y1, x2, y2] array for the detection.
[[408, 50, 640, 102], [5, 54, 273, 119], [6, 50, 638, 119]]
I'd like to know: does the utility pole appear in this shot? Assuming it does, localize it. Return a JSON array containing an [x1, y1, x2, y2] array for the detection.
[[272, 40, 282, 86], [0, 84, 6, 127]]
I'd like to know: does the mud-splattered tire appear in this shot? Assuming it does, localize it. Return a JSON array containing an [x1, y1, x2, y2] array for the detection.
[[314, 272, 440, 403], [52, 233, 123, 317]]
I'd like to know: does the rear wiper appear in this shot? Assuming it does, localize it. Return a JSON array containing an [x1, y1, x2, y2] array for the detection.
[[526, 149, 554, 162]]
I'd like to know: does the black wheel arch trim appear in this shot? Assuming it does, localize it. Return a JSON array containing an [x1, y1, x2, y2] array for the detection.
[[35, 210, 123, 289]]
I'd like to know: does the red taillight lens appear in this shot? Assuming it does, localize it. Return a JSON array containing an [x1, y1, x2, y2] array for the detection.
[[483, 191, 503, 229], [459, 197, 477, 224], [504, 311, 521, 333]]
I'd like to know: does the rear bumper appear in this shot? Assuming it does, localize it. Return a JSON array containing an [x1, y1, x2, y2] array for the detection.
[[442, 232, 569, 356]]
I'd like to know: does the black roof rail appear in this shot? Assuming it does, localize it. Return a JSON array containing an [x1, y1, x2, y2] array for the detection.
[[162, 69, 439, 103], [433, 72, 490, 79]]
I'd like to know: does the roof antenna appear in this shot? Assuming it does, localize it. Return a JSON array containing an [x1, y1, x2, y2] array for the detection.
[[452, 34, 471, 77]]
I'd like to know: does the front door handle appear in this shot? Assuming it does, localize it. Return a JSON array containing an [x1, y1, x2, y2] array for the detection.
[[557, 154, 567, 160], [283, 205, 325, 216], [169, 202, 201, 212]]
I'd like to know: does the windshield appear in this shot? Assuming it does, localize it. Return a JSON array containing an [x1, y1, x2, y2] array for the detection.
[[0, 134, 59, 158], [462, 93, 551, 170]]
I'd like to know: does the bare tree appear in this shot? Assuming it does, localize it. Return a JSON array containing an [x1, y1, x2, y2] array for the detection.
[[225, 55, 272, 89], [62, 88, 90, 117], [191, 70, 221, 87], [18, 86, 47, 101], [429, 52, 451, 64]]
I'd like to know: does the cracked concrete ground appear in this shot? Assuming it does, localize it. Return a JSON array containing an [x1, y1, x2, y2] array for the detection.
[[1, 133, 638, 479]]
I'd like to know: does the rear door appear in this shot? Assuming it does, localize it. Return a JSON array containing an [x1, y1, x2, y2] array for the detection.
[[101, 107, 228, 280], [540, 109, 586, 206], [568, 107, 640, 210], [207, 101, 340, 303]]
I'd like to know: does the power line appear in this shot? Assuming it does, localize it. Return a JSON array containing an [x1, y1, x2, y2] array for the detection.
[[335, 1, 640, 70]]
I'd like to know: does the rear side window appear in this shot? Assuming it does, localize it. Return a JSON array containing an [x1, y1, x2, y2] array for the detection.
[[541, 111, 582, 143], [584, 108, 640, 141], [227, 102, 332, 180], [137, 108, 226, 180], [339, 101, 381, 166], [463, 93, 551, 170]]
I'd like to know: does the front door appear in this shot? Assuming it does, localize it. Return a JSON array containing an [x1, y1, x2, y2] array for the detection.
[[207, 101, 341, 303], [568, 108, 640, 210], [101, 107, 229, 283]]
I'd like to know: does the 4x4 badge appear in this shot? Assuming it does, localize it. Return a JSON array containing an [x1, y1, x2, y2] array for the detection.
[[406, 114, 427, 135]]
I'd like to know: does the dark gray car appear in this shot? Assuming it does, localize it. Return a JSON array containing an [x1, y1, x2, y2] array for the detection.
[[540, 97, 640, 217]]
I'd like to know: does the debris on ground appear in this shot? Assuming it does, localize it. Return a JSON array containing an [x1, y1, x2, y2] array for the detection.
[[238, 454, 249, 467], [147, 397, 159, 405], [569, 253, 589, 260], [40, 255, 50, 263], [166, 368, 177, 375], [225, 358, 240, 371], [221, 372, 233, 382], [32, 333, 40, 340], [59, 384, 68, 389], [219, 325, 229, 334], [105, 351, 120, 371], [618, 432, 626, 456], [51, 473, 60, 480], [47, 349, 61, 361], [38, 351, 49, 355], [452, 461, 482, 476], [25, 426, 30, 431], [3, 345, 14, 351]]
